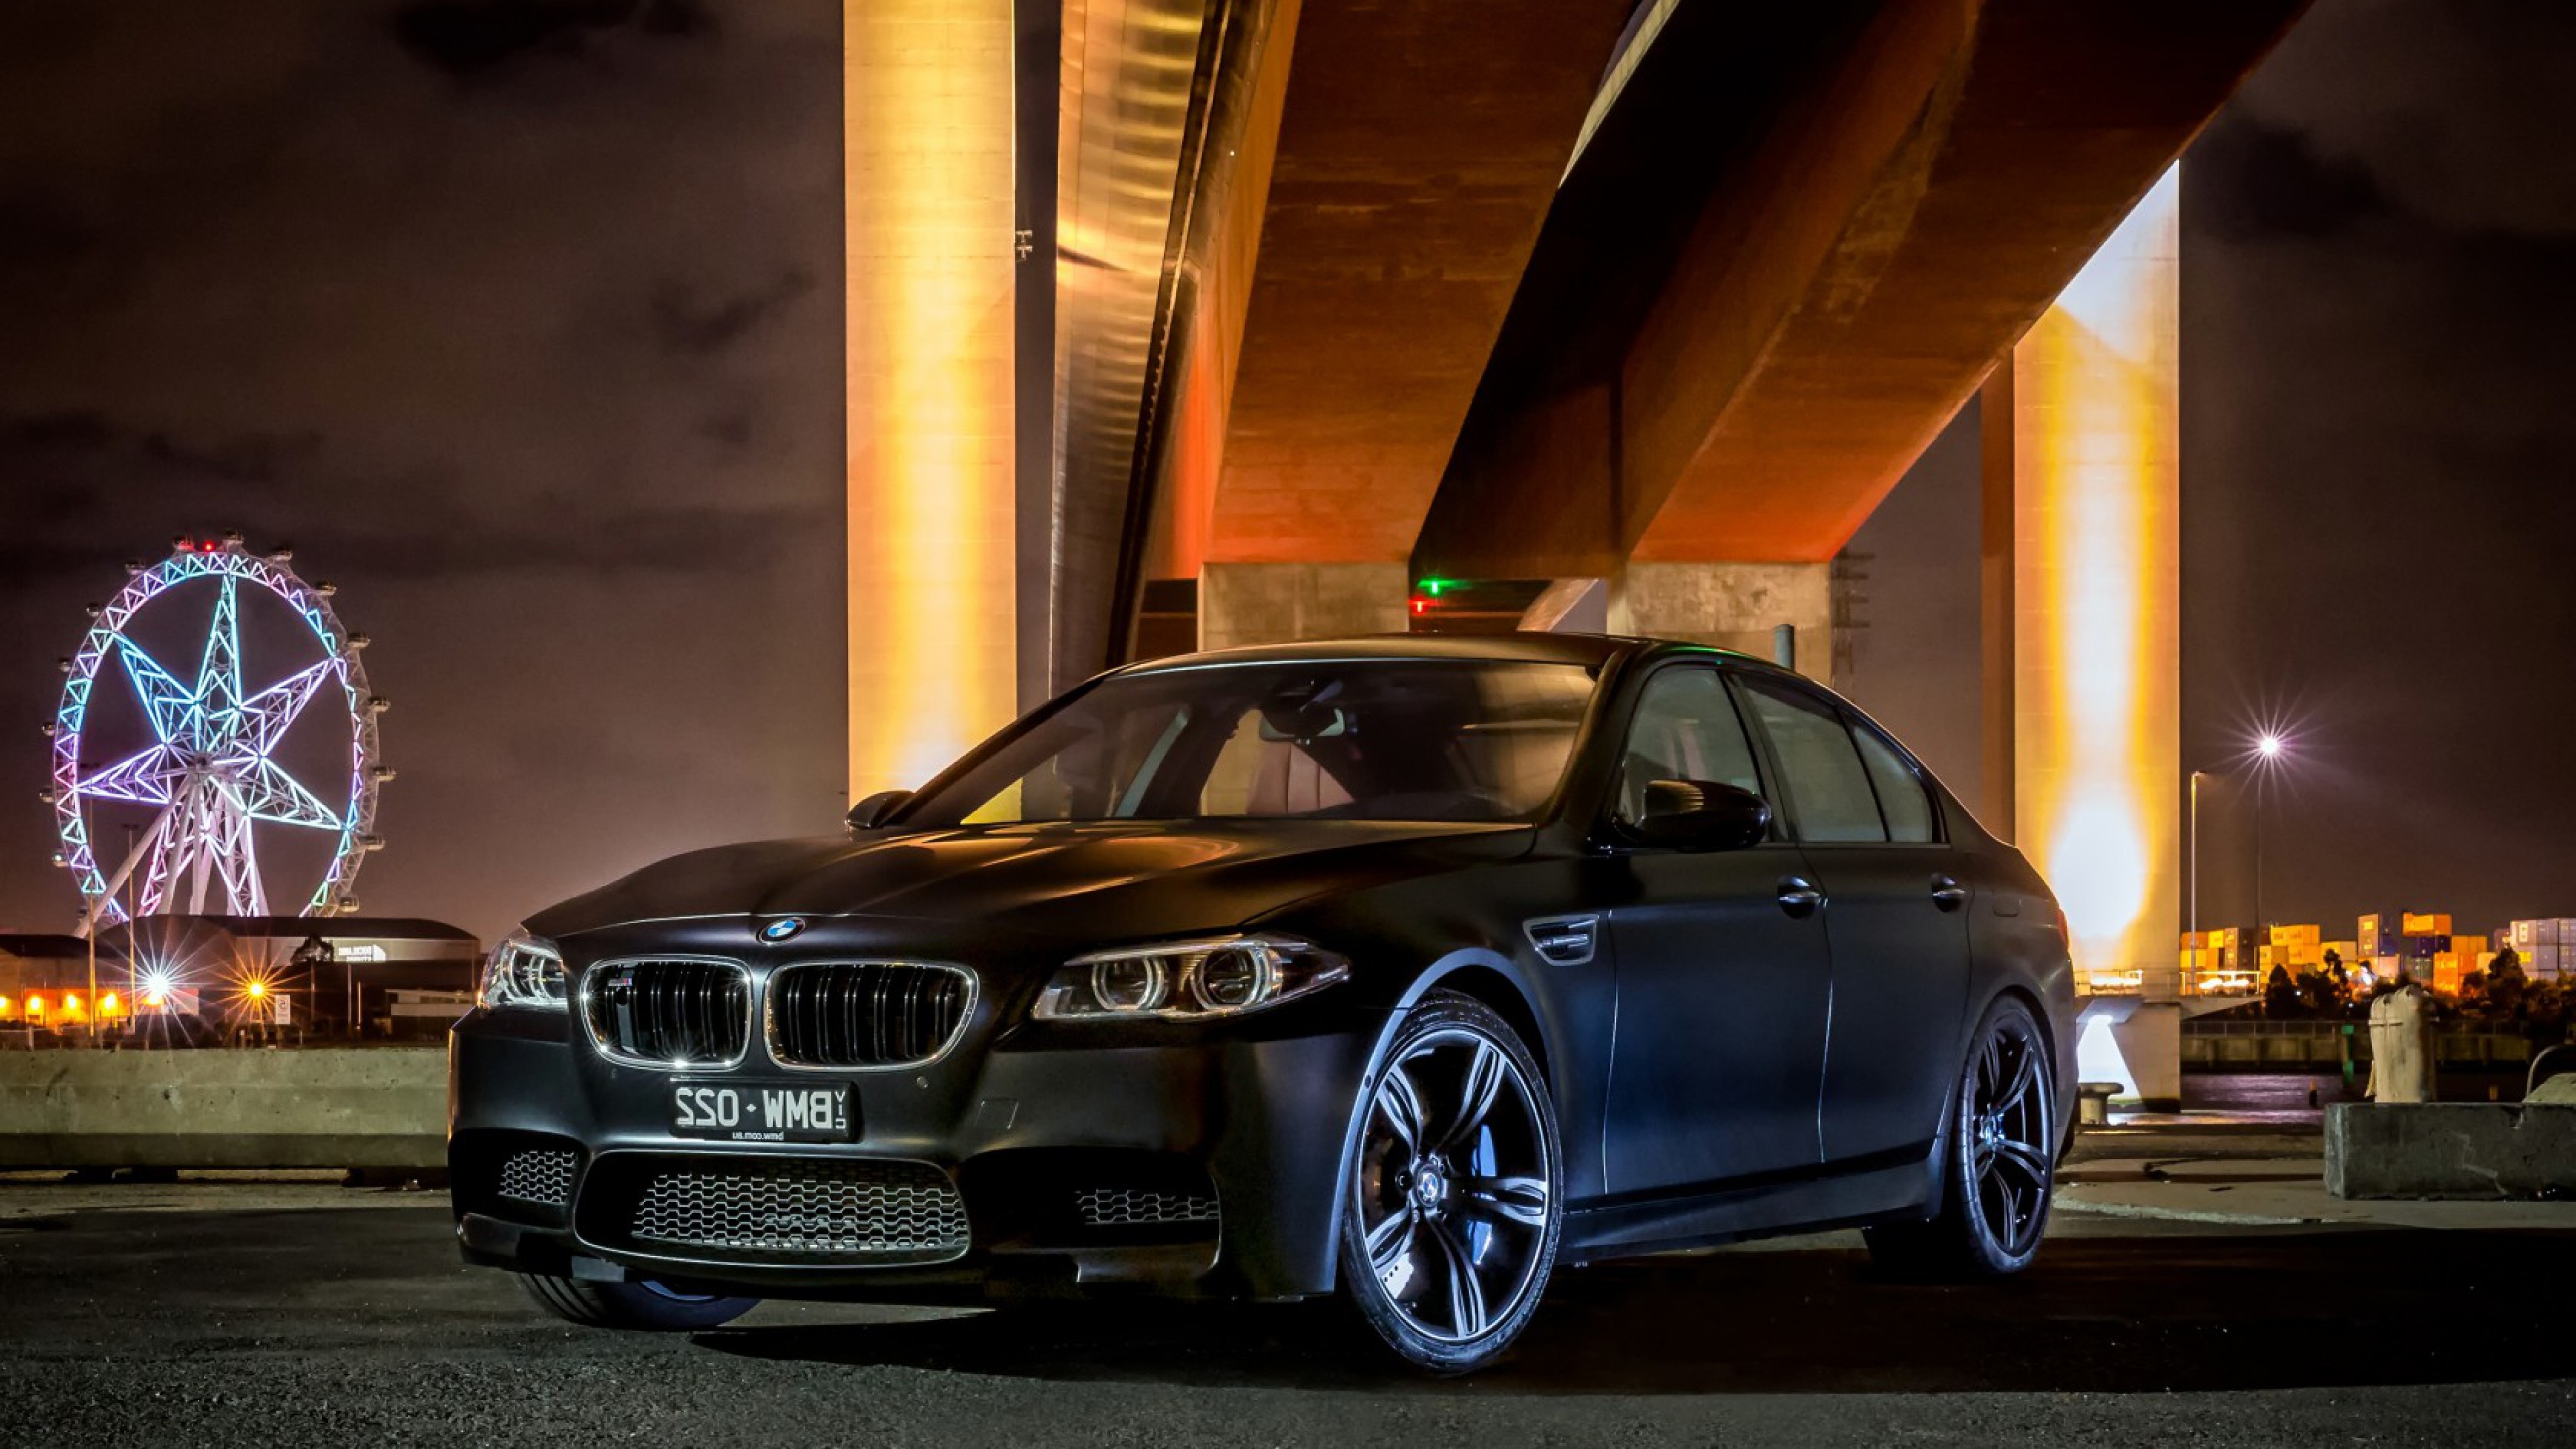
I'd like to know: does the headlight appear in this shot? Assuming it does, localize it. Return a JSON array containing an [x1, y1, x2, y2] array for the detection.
[[480, 929, 567, 1010], [1032, 936, 1348, 1020]]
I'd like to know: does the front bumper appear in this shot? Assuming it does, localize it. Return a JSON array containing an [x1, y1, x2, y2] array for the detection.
[[449, 979, 1378, 1303]]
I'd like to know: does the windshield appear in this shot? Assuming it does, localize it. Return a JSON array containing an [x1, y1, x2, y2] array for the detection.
[[903, 658, 1600, 826]]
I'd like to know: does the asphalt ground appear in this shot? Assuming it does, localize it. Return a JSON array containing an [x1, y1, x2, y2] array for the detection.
[[4, 1146, 2573, 1449]]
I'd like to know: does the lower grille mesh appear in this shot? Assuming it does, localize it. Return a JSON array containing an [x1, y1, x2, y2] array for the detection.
[[1075, 1187, 1219, 1226], [628, 1159, 969, 1263], [496, 1148, 577, 1207]]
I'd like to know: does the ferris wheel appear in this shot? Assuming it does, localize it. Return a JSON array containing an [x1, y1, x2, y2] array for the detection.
[[44, 533, 389, 931]]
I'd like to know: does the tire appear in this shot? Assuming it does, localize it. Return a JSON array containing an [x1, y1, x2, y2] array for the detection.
[[1337, 989, 1562, 1375], [517, 1273, 759, 1332], [1865, 994, 2055, 1279]]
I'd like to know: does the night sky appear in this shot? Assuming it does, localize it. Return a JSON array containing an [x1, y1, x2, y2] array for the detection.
[[3, 1, 2570, 943]]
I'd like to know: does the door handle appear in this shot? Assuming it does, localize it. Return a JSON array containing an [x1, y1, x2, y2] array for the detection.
[[1776, 877, 1825, 918], [1931, 875, 1969, 911]]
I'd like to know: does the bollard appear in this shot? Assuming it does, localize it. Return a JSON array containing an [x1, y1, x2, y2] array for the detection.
[[2367, 983, 2431, 1104], [2076, 1081, 2121, 1126]]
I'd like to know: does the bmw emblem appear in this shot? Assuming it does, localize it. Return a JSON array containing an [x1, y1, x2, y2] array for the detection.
[[759, 917, 806, 944]]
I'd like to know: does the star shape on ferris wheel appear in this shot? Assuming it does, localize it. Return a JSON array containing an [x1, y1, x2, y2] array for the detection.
[[72, 575, 347, 833]]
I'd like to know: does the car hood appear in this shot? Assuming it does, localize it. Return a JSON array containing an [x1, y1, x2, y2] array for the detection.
[[525, 819, 1533, 943]]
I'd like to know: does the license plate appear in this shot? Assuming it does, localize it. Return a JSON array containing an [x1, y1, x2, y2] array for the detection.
[[669, 1079, 855, 1143]]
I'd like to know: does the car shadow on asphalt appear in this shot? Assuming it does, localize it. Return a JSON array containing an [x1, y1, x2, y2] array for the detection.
[[694, 1231, 2576, 1394]]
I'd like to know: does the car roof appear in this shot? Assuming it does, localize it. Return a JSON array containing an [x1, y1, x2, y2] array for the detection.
[[1117, 632, 1788, 676]]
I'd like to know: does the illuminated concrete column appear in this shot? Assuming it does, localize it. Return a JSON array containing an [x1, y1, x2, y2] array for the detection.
[[845, 0, 1020, 797], [1990, 166, 2182, 1100], [1198, 563, 1410, 653], [1610, 562, 1834, 682]]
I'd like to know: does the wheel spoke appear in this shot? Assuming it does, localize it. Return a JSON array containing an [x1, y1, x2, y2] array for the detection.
[[1993, 1037, 2039, 1115], [1459, 1173, 1550, 1228], [1982, 1168, 2019, 1244], [1438, 1040, 1505, 1154], [1425, 1220, 1490, 1339], [1992, 1138, 2049, 1191], [1364, 1206, 1414, 1277], [1375, 1064, 1426, 1153]]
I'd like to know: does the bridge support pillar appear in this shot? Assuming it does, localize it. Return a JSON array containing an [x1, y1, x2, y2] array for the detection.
[[1197, 562, 1411, 652], [843, 0, 1023, 797], [1609, 562, 1833, 682], [1990, 167, 2184, 1099]]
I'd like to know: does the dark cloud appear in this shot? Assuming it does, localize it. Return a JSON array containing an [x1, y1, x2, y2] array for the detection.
[[650, 268, 816, 356], [0, 412, 321, 486], [2227, 0, 2576, 239], [2190, 117, 2393, 242], [391, 0, 712, 78]]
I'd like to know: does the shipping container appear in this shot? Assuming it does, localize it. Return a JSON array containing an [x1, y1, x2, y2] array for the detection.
[[2433, 956, 2464, 995], [2402, 912, 2453, 936]]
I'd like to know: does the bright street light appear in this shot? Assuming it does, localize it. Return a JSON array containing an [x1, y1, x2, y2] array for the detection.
[[2256, 732, 2284, 760]]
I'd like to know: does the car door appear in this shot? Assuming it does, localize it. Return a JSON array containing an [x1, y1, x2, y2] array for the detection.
[[1600, 664, 1831, 1197], [1732, 675, 1973, 1167]]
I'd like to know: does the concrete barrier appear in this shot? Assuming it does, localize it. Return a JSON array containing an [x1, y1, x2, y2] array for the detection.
[[0, 1047, 445, 1171], [2325, 1102, 2576, 1199]]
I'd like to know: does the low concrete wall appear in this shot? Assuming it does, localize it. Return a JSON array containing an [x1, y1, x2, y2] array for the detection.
[[0, 1047, 445, 1170], [2325, 1102, 2576, 1199]]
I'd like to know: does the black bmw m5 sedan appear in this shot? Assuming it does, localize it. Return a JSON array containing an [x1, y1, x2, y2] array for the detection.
[[451, 633, 2075, 1372]]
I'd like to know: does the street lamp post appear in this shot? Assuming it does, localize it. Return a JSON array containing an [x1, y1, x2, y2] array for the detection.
[[2188, 769, 2210, 934]]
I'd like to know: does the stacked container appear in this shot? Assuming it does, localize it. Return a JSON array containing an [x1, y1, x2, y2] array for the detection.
[[2506, 918, 2567, 979]]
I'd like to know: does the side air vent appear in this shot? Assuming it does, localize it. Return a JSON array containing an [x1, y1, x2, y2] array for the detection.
[[1075, 1187, 1218, 1227], [496, 1148, 578, 1208], [1523, 914, 1600, 967]]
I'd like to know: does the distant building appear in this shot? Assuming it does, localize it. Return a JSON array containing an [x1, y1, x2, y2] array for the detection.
[[1, 916, 477, 1038]]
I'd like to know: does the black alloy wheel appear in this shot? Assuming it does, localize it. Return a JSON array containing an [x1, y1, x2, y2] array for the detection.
[[1865, 994, 2055, 1277], [1338, 990, 1562, 1375]]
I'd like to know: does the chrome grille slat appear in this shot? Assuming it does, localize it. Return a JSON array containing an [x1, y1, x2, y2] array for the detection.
[[584, 958, 751, 1068], [766, 962, 974, 1070]]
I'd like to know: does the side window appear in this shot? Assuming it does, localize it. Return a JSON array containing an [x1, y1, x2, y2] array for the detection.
[[1616, 667, 1764, 822], [1735, 678, 1886, 843], [1850, 720, 1938, 843]]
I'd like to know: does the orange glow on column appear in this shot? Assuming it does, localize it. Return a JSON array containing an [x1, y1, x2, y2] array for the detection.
[[845, 0, 1020, 795], [2013, 166, 2182, 1000]]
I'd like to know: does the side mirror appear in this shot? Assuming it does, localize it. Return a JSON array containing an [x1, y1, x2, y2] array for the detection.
[[1630, 780, 1770, 851], [845, 789, 912, 833]]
